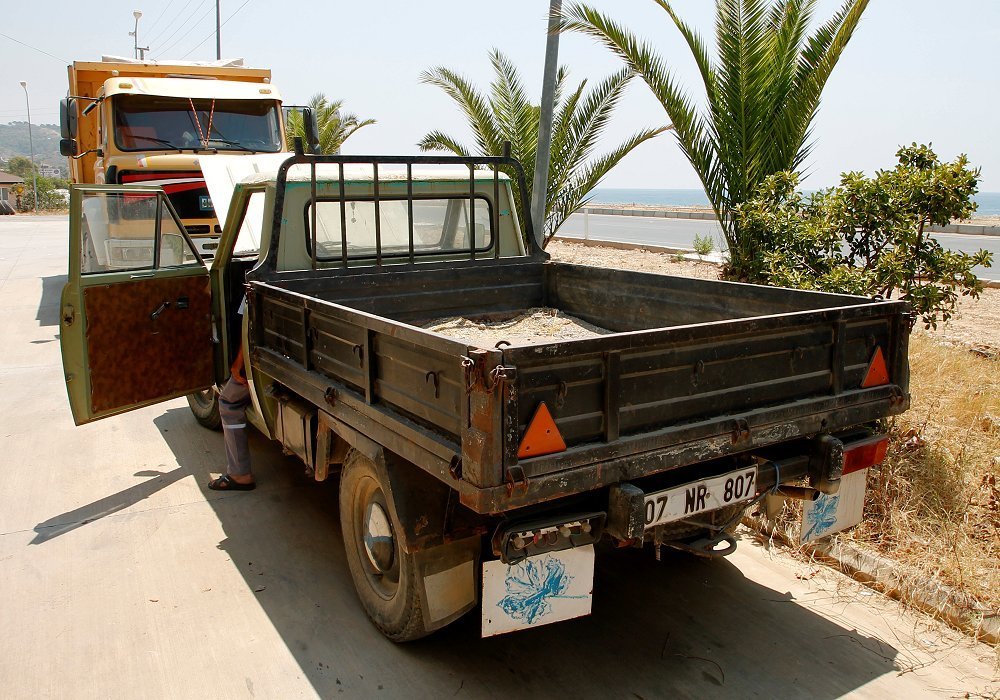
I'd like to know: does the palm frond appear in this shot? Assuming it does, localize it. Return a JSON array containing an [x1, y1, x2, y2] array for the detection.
[[284, 94, 376, 154], [419, 66, 503, 156], [417, 130, 472, 157], [560, 0, 871, 278], [547, 124, 672, 239], [420, 45, 668, 248]]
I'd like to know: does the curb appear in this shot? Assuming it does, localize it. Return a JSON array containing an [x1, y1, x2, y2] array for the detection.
[[744, 515, 1000, 646], [583, 206, 717, 221], [581, 206, 1000, 236]]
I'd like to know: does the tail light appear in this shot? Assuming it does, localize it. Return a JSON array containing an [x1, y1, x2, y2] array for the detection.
[[842, 435, 889, 475]]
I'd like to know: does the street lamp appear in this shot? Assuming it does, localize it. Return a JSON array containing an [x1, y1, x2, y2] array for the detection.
[[18, 80, 38, 212], [130, 10, 148, 60]]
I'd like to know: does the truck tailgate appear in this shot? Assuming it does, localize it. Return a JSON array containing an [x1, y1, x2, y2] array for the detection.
[[503, 301, 909, 483]]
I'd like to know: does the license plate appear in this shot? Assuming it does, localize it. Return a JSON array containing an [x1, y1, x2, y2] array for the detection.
[[643, 467, 757, 528]]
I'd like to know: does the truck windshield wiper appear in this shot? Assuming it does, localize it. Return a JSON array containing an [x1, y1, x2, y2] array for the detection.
[[128, 134, 184, 149], [205, 138, 257, 153]]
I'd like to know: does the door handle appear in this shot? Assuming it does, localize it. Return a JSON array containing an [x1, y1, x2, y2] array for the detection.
[[150, 301, 171, 320]]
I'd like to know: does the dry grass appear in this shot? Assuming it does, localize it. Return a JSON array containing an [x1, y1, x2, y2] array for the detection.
[[844, 334, 1000, 611]]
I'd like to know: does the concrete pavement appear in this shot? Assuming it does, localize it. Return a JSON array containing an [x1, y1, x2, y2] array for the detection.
[[0, 215, 996, 699]]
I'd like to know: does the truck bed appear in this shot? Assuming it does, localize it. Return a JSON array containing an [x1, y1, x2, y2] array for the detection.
[[249, 257, 910, 514]]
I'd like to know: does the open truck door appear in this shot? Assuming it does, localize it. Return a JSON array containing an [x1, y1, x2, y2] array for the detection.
[[60, 185, 215, 425]]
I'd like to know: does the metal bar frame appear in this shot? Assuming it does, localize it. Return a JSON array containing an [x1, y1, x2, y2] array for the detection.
[[254, 152, 545, 279]]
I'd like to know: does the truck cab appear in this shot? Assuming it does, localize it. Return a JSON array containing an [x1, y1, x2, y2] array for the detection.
[[61, 58, 285, 265]]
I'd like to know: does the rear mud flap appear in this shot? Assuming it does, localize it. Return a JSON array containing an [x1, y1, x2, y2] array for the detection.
[[481, 545, 595, 637], [413, 535, 481, 633], [801, 468, 868, 542]]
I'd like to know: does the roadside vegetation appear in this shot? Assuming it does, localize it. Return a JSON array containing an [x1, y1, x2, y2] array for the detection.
[[5, 155, 69, 211], [284, 94, 376, 154], [418, 49, 669, 245], [559, 0, 872, 280], [851, 333, 1000, 612], [735, 144, 993, 329]]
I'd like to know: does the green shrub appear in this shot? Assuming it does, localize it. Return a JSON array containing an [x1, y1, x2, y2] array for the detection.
[[692, 233, 714, 258], [735, 144, 992, 329]]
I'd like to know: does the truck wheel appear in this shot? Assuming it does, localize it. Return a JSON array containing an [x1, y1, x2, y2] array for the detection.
[[186, 389, 221, 430], [339, 449, 429, 642]]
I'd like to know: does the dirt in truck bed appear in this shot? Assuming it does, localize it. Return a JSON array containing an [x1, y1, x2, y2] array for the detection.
[[424, 307, 612, 346]]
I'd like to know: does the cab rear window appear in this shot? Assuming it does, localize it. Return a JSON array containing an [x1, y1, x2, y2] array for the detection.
[[305, 196, 493, 261]]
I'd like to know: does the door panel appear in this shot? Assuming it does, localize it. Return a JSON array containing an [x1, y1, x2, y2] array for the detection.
[[84, 275, 213, 413], [61, 185, 215, 425]]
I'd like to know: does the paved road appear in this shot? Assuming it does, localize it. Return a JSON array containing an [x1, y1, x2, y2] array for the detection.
[[0, 216, 996, 698], [561, 212, 999, 279]]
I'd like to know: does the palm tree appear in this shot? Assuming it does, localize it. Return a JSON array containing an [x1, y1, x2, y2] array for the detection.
[[418, 50, 669, 244], [559, 0, 871, 280], [285, 94, 376, 154]]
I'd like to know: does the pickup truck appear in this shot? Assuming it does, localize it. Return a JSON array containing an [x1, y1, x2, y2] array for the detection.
[[59, 152, 911, 641]]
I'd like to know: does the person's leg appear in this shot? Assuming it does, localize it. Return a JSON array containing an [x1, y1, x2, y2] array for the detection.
[[216, 376, 254, 485]]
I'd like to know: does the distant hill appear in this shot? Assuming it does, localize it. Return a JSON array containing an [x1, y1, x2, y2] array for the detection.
[[0, 122, 67, 176]]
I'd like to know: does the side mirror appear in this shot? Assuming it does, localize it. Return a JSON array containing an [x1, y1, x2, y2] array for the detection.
[[60, 98, 78, 139], [301, 107, 321, 155], [60, 138, 79, 157]]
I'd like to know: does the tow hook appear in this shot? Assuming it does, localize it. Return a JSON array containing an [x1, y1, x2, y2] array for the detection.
[[661, 533, 738, 559]]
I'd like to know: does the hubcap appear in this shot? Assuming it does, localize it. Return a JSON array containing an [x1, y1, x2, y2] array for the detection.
[[363, 501, 395, 574]]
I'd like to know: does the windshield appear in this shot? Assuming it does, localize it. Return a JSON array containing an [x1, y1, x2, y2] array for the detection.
[[113, 95, 283, 153]]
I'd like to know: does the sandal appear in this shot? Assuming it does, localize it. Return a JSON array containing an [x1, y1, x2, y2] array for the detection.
[[208, 474, 256, 491]]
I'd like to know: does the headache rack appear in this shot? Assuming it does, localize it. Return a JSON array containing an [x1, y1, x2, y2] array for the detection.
[[257, 150, 546, 275]]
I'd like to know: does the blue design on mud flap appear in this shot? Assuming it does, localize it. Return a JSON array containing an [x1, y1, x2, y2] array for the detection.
[[803, 492, 840, 541], [498, 555, 585, 624]]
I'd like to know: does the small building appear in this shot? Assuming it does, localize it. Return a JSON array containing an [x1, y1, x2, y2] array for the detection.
[[0, 171, 25, 214]]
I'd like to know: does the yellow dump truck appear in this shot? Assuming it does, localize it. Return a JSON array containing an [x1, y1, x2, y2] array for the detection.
[[60, 57, 288, 265]]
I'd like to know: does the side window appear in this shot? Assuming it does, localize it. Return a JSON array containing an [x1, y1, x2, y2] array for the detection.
[[307, 197, 492, 260], [79, 190, 200, 274]]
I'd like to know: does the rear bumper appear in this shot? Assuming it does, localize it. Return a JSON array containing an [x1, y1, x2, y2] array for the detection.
[[460, 386, 906, 514]]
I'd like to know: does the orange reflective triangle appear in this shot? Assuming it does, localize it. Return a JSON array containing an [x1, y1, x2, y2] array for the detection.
[[517, 401, 567, 459], [861, 346, 890, 388]]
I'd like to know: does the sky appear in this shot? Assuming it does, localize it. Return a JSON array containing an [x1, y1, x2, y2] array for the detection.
[[2, 0, 999, 190]]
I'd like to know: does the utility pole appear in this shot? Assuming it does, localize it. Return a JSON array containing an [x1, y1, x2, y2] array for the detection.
[[530, 0, 561, 250], [18, 81, 38, 211], [216, 0, 221, 59]]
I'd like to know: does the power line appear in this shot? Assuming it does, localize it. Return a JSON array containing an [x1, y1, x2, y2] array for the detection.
[[146, 0, 198, 46], [0, 32, 68, 64], [156, 0, 216, 57], [146, 0, 200, 47], [144, 0, 178, 36], [179, 0, 255, 60]]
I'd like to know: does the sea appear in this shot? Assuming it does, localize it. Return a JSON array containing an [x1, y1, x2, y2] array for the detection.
[[591, 188, 1000, 218]]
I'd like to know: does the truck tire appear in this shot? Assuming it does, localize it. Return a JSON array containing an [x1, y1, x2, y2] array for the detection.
[[339, 449, 429, 642], [186, 388, 222, 430]]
